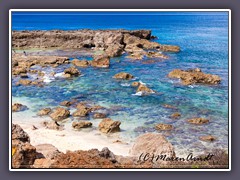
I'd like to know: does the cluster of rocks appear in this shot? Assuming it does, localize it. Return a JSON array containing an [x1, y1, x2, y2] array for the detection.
[[12, 124, 225, 169], [35, 100, 121, 134], [12, 29, 180, 59], [168, 68, 221, 85]]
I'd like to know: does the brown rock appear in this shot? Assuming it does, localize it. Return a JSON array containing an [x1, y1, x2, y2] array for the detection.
[[72, 121, 92, 129], [146, 51, 169, 59], [199, 135, 216, 142], [130, 133, 175, 158], [12, 66, 27, 75], [113, 72, 134, 80], [93, 112, 107, 119], [64, 66, 80, 77], [98, 118, 121, 133], [37, 108, 51, 116], [188, 118, 209, 125], [49, 107, 70, 121], [16, 79, 32, 86], [168, 68, 221, 85], [33, 158, 53, 168], [90, 105, 105, 112], [41, 121, 64, 131], [72, 108, 89, 117], [155, 123, 174, 131], [12, 123, 30, 142], [170, 112, 181, 119], [12, 124, 37, 168], [72, 59, 89, 67], [50, 149, 116, 168], [131, 81, 140, 87], [91, 54, 110, 68], [35, 144, 61, 159], [60, 100, 72, 107], [12, 103, 27, 112], [136, 84, 155, 93]]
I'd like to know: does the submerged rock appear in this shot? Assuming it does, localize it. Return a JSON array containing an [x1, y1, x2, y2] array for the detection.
[[37, 108, 51, 116], [162, 104, 178, 109], [12, 103, 27, 112], [72, 121, 92, 129], [155, 123, 174, 131], [113, 72, 134, 80], [60, 100, 73, 107], [98, 118, 121, 133], [170, 112, 181, 119], [93, 112, 107, 119], [49, 107, 70, 121], [130, 133, 175, 158], [168, 68, 221, 85], [187, 118, 209, 125], [199, 135, 216, 142]]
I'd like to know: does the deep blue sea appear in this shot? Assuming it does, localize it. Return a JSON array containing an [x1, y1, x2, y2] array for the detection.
[[12, 12, 229, 155]]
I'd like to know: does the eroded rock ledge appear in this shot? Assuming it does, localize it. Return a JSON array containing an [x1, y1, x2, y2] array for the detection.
[[12, 29, 180, 57]]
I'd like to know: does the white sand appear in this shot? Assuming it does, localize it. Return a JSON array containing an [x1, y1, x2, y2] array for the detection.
[[12, 98, 132, 156]]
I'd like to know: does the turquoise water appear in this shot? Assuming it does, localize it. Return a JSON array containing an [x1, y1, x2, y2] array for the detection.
[[12, 12, 229, 155]]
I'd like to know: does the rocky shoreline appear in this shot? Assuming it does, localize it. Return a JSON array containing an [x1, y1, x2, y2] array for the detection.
[[11, 29, 226, 169]]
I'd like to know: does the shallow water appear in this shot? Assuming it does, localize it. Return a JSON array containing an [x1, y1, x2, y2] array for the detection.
[[12, 12, 229, 156]]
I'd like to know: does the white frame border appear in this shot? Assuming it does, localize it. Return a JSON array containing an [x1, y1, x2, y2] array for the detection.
[[9, 9, 231, 171]]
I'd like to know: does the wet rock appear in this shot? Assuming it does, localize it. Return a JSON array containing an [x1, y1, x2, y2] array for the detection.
[[37, 108, 51, 116], [12, 124, 37, 168], [72, 59, 89, 67], [60, 100, 72, 107], [98, 118, 121, 133], [136, 84, 155, 94], [113, 72, 134, 80], [72, 108, 89, 117], [12, 103, 27, 112], [91, 54, 110, 68], [41, 121, 64, 131], [168, 68, 221, 85], [72, 121, 92, 129], [188, 118, 209, 125], [20, 73, 29, 78], [155, 123, 174, 131], [93, 112, 107, 119], [199, 135, 216, 142], [146, 51, 168, 59], [126, 51, 145, 60], [134, 126, 155, 133], [90, 105, 106, 112], [131, 81, 141, 87], [64, 66, 80, 77], [16, 79, 32, 86], [35, 144, 61, 159], [170, 112, 181, 119], [130, 133, 175, 158], [49, 107, 70, 121]]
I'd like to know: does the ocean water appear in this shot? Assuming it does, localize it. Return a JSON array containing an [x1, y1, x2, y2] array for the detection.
[[12, 12, 229, 156]]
